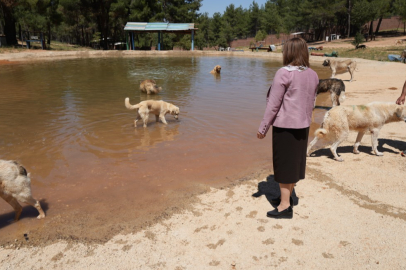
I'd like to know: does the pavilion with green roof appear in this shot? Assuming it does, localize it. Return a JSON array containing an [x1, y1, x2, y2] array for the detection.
[[124, 22, 197, 51]]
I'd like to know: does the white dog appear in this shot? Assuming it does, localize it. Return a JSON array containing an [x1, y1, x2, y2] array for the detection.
[[0, 160, 45, 221], [125, 98, 180, 127], [307, 102, 406, 161]]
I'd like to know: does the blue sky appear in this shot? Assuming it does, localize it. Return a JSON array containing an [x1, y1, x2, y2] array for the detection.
[[200, 0, 268, 17]]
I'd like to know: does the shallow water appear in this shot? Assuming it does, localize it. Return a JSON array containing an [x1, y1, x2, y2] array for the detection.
[[0, 56, 331, 243]]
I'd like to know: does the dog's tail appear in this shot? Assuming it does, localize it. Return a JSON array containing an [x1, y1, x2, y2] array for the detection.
[[339, 91, 346, 105], [125, 97, 140, 110], [315, 128, 328, 138]]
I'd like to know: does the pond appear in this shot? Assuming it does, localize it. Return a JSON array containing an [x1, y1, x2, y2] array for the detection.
[[0, 56, 331, 243]]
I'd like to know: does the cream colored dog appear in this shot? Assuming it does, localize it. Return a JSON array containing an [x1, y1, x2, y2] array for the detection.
[[140, 79, 162, 95], [125, 98, 180, 127], [210, 65, 221, 74], [0, 160, 45, 221], [307, 102, 406, 161], [322, 59, 357, 82]]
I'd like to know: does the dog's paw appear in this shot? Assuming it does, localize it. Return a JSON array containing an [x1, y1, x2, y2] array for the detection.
[[375, 152, 383, 156], [335, 157, 344, 162], [37, 214, 45, 219], [353, 150, 360, 154]]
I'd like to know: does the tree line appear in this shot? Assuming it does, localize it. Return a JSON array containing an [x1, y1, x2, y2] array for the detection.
[[1, 0, 406, 50]]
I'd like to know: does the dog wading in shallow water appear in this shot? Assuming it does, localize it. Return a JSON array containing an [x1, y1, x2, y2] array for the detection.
[[307, 102, 406, 161], [140, 79, 162, 95], [316, 79, 346, 107], [0, 160, 45, 222], [125, 98, 180, 128], [210, 65, 221, 74]]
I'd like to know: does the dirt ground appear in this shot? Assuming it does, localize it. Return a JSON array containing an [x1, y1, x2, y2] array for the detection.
[[1, 38, 406, 269], [310, 34, 406, 48]]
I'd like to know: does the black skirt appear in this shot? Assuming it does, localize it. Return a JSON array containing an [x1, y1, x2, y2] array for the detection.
[[272, 126, 310, 184]]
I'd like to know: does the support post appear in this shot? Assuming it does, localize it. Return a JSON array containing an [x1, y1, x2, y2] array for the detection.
[[191, 30, 194, 51], [41, 32, 44, 50], [126, 32, 129, 50], [131, 32, 135, 50], [158, 31, 161, 51]]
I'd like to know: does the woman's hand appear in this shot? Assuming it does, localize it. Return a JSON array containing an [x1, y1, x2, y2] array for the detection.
[[257, 132, 265, 139], [396, 95, 405, 105]]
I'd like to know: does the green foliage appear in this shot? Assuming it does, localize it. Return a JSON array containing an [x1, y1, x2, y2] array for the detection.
[[1, 0, 401, 50], [395, 0, 406, 21], [351, 32, 364, 47], [92, 32, 101, 42], [255, 30, 266, 42]]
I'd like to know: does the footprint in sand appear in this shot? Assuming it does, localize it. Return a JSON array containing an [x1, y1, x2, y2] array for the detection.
[[257, 226, 265, 232], [322, 252, 334, 259], [246, 211, 257, 218], [292, 239, 304, 246]]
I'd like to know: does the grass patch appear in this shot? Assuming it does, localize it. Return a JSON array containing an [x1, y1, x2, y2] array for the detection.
[[324, 46, 405, 62], [0, 40, 95, 53], [237, 43, 406, 62]]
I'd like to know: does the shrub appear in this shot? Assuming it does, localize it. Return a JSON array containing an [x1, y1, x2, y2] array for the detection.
[[255, 30, 267, 42], [351, 32, 364, 48]]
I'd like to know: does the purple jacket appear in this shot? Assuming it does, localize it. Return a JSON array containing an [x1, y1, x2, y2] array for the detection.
[[258, 67, 319, 134]]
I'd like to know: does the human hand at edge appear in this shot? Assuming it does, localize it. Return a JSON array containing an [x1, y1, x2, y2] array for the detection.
[[257, 132, 265, 139], [396, 95, 405, 105]]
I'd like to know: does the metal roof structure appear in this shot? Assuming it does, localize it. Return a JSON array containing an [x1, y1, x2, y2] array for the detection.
[[124, 22, 197, 33], [124, 22, 197, 51]]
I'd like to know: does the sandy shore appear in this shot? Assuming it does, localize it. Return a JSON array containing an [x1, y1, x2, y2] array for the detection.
[[1, 48, 406, 269]]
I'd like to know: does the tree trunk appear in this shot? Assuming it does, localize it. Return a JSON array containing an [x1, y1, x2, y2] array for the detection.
[[0, 2, 17, 45], [82, 25, 85, 46], [348, 0, 351, 38], [369, 20, 374, 36], [374, 16, 383, 36], [18, 24, 21, 43], [48, 23, 51, 45]]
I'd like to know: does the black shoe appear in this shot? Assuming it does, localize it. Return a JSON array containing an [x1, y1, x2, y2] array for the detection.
[[266, 206, 293, 219], [270, 196, 294, 208]]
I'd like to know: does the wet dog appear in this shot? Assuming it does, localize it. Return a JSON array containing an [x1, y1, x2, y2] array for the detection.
[[125, 98, 179, 127], [316, 79, 346, 107], [140, 79, 162, 95], [210, 65, 221, 74], [307, 102, 406, 161], [0, 160, 45, 221], [322, 59, 357, 82]]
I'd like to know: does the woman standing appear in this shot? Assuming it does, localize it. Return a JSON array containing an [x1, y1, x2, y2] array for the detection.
[[257, 38, 319, 219]]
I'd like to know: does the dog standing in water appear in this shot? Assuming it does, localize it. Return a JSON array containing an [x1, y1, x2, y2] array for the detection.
[[125, 98, 180, 127], [0, 160, 45, 221], [210, 65, 221, 74], [316, 78, 346, 107], [139, 80, 162, 95]]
